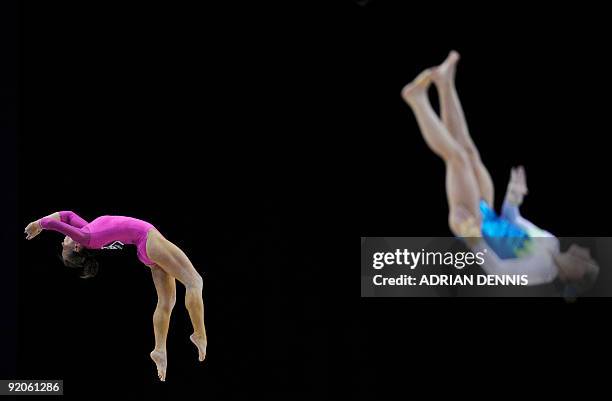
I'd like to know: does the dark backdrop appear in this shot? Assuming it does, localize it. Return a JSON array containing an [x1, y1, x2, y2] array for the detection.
[[15, 0, 611, 399], [2, 0, 18, 385]]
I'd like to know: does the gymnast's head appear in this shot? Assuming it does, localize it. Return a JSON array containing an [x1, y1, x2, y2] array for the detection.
[[60, 236, 99, 279], [553, 244, 599, 294]]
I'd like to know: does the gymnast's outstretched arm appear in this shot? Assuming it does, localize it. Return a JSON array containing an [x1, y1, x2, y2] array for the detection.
[[501, 167, 547, 230], [501, 166, 527, 221], [54, 211, 89, 228], [25, 211, 90, 244], [501, 166, 534, 231]]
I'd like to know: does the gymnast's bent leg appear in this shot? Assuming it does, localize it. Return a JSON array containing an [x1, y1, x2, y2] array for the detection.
[[146, 232, 207, 363], [431, 51, 495, 206], [401, 69, 482, 235]]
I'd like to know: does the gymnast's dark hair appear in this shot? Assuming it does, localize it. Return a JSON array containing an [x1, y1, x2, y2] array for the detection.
[[59, 249, 99, 279]]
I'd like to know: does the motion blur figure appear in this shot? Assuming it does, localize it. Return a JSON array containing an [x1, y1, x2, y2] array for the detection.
[[401, 51, 598, 295], [25, 211, 207, 381]]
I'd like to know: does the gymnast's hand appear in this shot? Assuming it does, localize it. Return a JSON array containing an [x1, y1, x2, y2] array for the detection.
[[24, 220, 43, 240], [505, 166, 528, 206]]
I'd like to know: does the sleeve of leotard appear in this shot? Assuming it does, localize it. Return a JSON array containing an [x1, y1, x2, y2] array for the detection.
[[39, 217, 90, 246], [471, 240, 558, 285], [58, 211, 89, 228]]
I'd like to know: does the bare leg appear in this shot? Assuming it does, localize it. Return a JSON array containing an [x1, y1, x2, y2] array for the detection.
[[431, 51, 494, 206], [401, 70, 482, 234], [147, 231, 207, 362], [149, 265, 177, 382]]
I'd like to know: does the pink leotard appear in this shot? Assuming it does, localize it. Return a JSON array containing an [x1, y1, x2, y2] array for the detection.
[[39, 211, 157, 266]]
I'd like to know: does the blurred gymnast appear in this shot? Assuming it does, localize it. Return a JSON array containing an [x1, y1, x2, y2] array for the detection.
[[24, 212, 206, 381], [401, 51, 598, 295]]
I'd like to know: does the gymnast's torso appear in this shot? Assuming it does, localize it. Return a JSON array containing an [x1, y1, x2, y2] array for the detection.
[[79, 216, 155, 249]]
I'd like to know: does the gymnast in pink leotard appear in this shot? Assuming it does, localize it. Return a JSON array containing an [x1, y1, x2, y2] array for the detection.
[[24, 210, 208, 382]]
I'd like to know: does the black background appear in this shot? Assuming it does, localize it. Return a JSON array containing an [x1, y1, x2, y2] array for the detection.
[[1, 0, 18, 386], [9, 0, 611, 399]]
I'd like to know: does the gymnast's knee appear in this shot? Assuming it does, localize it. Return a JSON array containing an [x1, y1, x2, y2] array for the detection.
[[157, 297, 176, 314], [463, 143, 481, 159], [186, 274, 203, 292], [448, 206, 481, 238], [447, 148, 471, 170]]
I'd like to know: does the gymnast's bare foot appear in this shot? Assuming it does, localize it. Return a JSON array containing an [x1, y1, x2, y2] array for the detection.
[[431, 50, 460, 86], [401, 69, 433, 106], [190, 333, 207, 362], [150, 349, 167, 382]]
